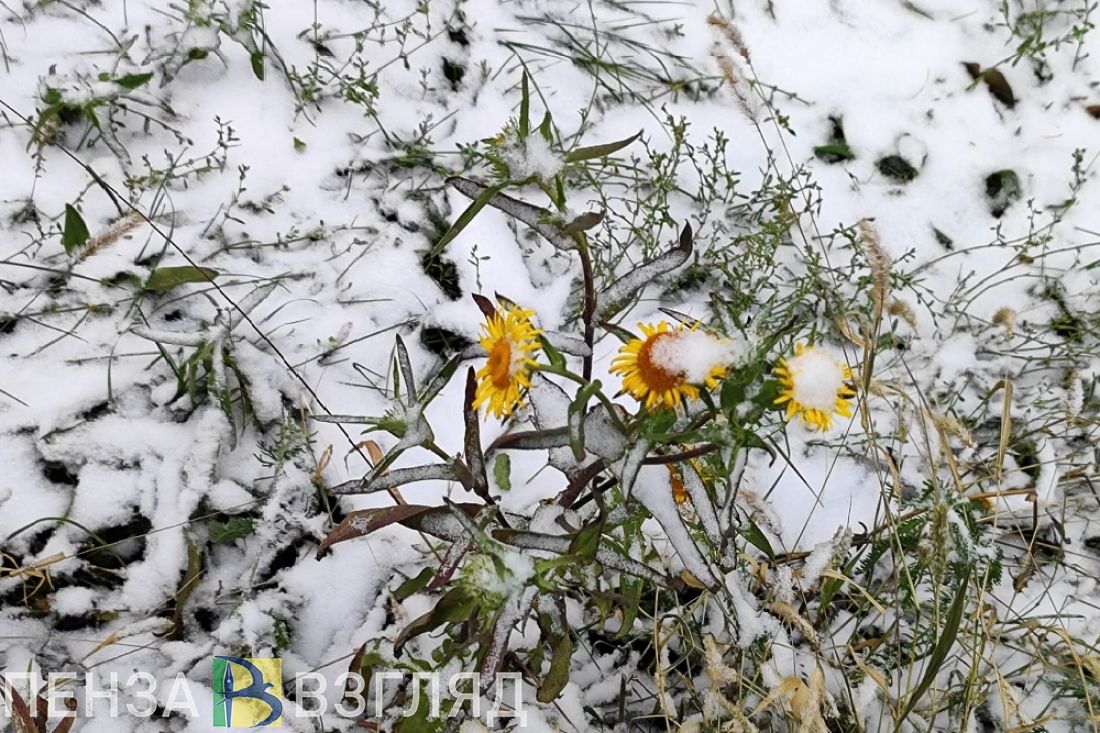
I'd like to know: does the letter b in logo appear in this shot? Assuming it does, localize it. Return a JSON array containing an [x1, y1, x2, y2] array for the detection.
[[212, 656, 283, 727]]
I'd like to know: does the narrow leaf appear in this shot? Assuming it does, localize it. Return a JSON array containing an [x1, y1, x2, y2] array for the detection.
[[519, 71, 530, 139], [115, 72, 154, 90], [567, 379, 602, 461], [565, 130, 641, 163], [144, 265, 219, 292], [596, 223, 693, 320], [448, 176, 571, 251], [537, 633, 573, 703], [250, 51, 265, 80], [394, 335, 418, 404], [741, 517, 776, 560], [394, 568, 434, 601], [395, 587, 478, 655], [433, 180, 508, 256], [899, 566, 972, 721]]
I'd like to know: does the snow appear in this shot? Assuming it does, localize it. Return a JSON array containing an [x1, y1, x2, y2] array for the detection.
[[650, 328, 744, 384], [748, 451, 882, 552], [51, 586, 96, 617], [632, 465, 717, 587], [0, 0, 1098, 730], [784, 346, 848, 412], [501, 135, 564, 182]]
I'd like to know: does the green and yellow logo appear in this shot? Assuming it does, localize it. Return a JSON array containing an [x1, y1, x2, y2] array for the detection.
[[212, 656, 283, 727]]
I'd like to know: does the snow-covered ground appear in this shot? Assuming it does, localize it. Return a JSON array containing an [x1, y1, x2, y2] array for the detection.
[[2, 0, 1099, 731]]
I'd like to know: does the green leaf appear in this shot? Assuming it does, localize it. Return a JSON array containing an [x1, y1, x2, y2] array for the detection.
[[394, 587, 477, 654], [565, 130, 641, 163], [538, 334, 566, 369], [899, 566, 972, 721], [741, 517, 775, 560], [393, 681, 449, 733], [250, 51, 265, 81], [568, 516, 604, 561], [209, 517, 254, 544], [614, 576, 643, 638], [394, 568, 433, 601], [538, 110, 553, 143], [518, 71, 530, 139], [492, 453, 512, 491], [567, 379, 602, 461], [537, 633, 573, 703], [115, 72, 154, 90], [813, 142, 856, 162], [274, 620, 291, 651], [61, 204, 90, 255], [431, 179, 508, 257], [144, 265, 219, 292], [754, 379, 782, 409], [293, 137, 306, 152]]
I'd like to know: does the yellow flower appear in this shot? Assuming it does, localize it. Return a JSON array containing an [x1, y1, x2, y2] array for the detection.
[[774, 342, 855, 431], [610, 321, 728, 411], [474, 305, 541, 419]]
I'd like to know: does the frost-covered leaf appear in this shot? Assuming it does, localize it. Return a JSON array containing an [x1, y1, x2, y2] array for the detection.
[[596, 223, 693, 320], [317, 503, 484, 556], [327, 461, 469, 495], [632, 465, 718, 588], [448, 177, 572, 251]]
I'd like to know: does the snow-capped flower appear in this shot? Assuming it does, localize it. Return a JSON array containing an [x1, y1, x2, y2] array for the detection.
[[774, 342, 855, 431], [611, 322, 730, 411], [474, 304, 541, 419]]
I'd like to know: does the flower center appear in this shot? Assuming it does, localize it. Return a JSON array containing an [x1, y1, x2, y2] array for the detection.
[[637, 333, 685, 392], [488, 339, 513, 388]]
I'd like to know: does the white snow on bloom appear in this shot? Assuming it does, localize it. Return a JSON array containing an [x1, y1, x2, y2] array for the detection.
[[650, 329, 742, 383], [502, 135, 563, 181], [785, 347, 848, 411]]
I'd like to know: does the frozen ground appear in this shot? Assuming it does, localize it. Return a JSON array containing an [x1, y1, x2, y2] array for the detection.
[[1, 0, 1100, 731]]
